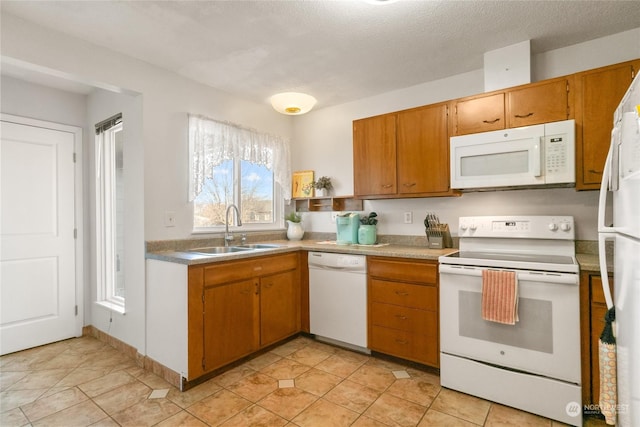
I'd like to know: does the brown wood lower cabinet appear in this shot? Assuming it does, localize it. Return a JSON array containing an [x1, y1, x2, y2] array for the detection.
[[367, 257, 439, 367], [580, 271, 614, 408], [189, 252, 300, 377]]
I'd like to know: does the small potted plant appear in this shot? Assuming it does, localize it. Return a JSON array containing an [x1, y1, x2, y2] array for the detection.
[[285, 212, 304, 240], [313, 176, 333, 197], [358, 212, 378, 245]]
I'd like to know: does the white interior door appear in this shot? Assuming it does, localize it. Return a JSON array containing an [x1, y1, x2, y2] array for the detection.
[[1, 116, 81, 355]]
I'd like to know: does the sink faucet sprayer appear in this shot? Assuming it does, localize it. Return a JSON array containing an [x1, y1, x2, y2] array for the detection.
[[225, 204, 242, 246]]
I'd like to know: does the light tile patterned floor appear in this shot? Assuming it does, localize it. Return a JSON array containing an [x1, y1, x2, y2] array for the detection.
[[1, 335, 608, 426]]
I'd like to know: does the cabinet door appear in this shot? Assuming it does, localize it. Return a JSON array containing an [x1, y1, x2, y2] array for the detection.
[[453, 93, 505, 136], [397, 104, 449, 194], [507, 78, 570, 128], [260, 269, 299, 347], [576, 60, 639, 189], [203, 279, 259, 371], [353, 114, 397, 196]]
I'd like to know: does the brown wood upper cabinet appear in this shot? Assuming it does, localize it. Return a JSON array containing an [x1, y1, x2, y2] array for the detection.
[[353, 102, 452, 199], [575, 59, 640, 190], [452, 92, 504, 135], [452, 76, 572, 136]]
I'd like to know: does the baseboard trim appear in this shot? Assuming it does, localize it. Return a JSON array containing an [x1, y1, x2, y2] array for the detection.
[[83, 325, 180, 389]]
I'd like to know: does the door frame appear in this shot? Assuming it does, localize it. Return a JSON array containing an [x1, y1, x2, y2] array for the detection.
[[1, 113, 84, 338]]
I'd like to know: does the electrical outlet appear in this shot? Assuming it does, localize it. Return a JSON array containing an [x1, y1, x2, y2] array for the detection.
[[164, 211, 176, 227], [403, 211, 413, 224]]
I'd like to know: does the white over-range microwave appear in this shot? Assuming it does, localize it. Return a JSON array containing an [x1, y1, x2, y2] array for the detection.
[[450, 119, 575, 190]]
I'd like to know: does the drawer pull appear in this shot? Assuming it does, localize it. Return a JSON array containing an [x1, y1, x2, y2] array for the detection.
[[482, 118, 500, 124], [395, 291, 409, 296], [403, 182, 416, 188], [514, 112, 534, 118], [395, 339, 408, 345], [381, 184, 393, 189], [395, 314, 408, 320], [254, 266, 263, 271]]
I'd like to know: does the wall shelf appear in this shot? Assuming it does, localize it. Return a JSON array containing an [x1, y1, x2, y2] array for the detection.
[[294, 196, 363, 212]]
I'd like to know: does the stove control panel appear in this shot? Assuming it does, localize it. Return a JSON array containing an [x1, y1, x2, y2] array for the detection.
[[458, 216, 574, 239]]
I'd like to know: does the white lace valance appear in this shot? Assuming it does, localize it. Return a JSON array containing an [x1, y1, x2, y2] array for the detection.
[[188, 114, 291, 202]]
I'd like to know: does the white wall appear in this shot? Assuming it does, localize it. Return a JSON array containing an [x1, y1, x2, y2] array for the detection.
[[86, 89, 145, 351], [1, 13, 293, 241], [1, 12, 292, 354], [293, 28, 640, 241], [0, 76, 87, 125]]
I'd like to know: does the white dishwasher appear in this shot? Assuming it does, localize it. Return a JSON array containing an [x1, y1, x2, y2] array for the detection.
[[308, 252, 369, 353]]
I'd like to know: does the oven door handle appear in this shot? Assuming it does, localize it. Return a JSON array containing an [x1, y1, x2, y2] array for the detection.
[[439, 265, 578, 285]]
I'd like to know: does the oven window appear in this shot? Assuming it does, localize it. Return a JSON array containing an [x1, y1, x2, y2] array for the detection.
[[458, 291, 553, 353]]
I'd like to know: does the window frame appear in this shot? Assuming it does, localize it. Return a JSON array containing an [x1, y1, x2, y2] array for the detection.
[[95, 119, 125, 313], [192, 157, 284, 234]]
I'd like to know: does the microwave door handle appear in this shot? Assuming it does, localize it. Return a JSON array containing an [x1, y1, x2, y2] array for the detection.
[[533, 138, 542, 177]]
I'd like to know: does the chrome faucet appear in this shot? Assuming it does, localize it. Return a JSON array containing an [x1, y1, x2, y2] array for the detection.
[[225, 204, 242, 246]]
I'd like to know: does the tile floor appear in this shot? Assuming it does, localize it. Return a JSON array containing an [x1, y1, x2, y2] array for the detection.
[[1, 335, 608, 427]]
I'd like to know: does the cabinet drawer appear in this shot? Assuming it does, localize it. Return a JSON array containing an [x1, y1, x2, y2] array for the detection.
[[370, 279, 437, 311], [204, 253, 298, 286], [368, 258, 437, 284], [370, 302, 437, 334], [369, 325, 438, 367]]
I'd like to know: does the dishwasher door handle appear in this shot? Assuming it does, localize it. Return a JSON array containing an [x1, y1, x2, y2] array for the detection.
[[309, 265, 366, 273]]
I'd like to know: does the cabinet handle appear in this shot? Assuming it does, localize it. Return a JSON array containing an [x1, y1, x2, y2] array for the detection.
[[482, 118, 500, 124], [395, 291, 409, 296], [381, 184, 393, 189], [255, 282, 260, 295], [253, 266, 263, 271], [514, 112, 534, 118], [403, 182, 416, 188], [589, 169, 603, 175], [395, 314, 408, 320], [395, 339, 408, 345]]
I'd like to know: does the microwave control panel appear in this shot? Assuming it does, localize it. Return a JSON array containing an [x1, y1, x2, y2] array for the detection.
[[545, 135, 568, 174], [543, 120, 575, 184]]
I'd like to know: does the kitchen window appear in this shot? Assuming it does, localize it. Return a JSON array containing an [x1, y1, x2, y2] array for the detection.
[[188, 115, 291, 232], [94, 113, 125, 312]]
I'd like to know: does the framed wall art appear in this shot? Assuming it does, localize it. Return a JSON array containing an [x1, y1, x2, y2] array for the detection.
[[292, 170, 314, 198]]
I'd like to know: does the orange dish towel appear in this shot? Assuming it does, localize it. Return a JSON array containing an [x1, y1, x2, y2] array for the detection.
[[481, 269, 519, 325]]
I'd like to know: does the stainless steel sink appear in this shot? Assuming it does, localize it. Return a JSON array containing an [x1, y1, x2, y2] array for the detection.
[[188, 246, 253, 255], [236, 243, 284, 250], [187, 243, 283, 256]]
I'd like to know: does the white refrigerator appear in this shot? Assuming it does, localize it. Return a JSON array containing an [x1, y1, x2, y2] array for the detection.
[[598, 73, 640, 426]]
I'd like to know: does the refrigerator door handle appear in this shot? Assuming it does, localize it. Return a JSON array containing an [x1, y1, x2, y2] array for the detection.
[[597, 129, 616, 311], [598, 132, 619, 233], [598, 233, 615, 310]]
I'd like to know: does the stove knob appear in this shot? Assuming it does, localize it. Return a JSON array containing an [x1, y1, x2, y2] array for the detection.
[[460, 224, 468, 231], [560, 222, 571, 232], [469, 224, 477, 231], [548, 223, 558, 231]]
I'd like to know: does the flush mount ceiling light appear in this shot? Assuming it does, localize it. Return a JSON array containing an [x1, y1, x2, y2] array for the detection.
[[270, 92, 317, 115]]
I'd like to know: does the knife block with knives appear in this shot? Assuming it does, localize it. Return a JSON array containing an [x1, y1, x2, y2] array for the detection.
[[424, 213, 453, 249]]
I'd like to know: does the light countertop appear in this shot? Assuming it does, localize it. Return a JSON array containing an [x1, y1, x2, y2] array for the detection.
[[146, 239, 457, 266]]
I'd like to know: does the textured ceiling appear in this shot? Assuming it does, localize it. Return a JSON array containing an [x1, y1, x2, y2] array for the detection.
[[2, 1, 639, 109]]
